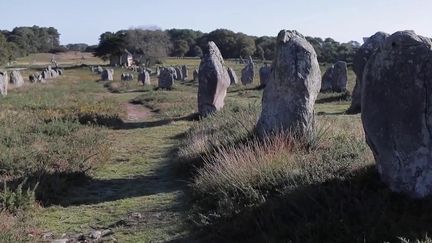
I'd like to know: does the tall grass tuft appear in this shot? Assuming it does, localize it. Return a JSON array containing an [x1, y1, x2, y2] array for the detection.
[[191, 121, 370, 223], [179, 104, 260, 164]]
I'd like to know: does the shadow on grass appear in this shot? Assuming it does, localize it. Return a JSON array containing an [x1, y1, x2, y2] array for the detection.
[[317, 111, 347, 116], [179, 165, 432, 243], [227, 85, 263, 93], [316, 91, 351, 104], [28, 129, 192, 207], [117, 113, 200, 130]]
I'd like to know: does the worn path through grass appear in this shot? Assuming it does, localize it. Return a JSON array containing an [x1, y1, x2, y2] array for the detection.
[[34, 73, 192, 242]]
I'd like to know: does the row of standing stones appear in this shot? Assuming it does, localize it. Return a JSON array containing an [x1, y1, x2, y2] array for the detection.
[[197, 29, 432, 199], [0, 66, 64, 97], [88, 29, 430, 198]]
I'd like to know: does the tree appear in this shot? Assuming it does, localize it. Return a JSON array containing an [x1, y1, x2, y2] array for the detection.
[[190, 45, 203, 57], [254, 36, 276, 60], [94, 32, 127, 61], [236, 33, 256, 57], [172, 39, 189, 57], [0, 32, 12, 65], [166, 29, 203, 57], [198, 29, 238, 58], [66, 43, 89, 52], [124, 29, 172, 66]]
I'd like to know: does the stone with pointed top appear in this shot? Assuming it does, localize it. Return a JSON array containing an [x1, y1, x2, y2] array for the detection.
[[198, 41, 230, 116], [257, 30, 321, 138]]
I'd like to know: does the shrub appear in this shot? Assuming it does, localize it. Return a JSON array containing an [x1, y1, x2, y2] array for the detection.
[[0, 111, 111, 203], [191, 120, 370, 223], [0, 179, 37, 214], [178, 104, 259, 163]]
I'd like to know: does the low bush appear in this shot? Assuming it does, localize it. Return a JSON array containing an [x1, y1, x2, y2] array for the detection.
[[188, 115, 432, 242], [178, 104, 259, 164], [191, 120, 370, 223]]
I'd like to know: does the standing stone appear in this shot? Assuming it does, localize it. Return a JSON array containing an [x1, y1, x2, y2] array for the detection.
[[181, 65, 188, 80], [320, 65, 334, 92], [241, 56, 255, 85], [167, 67, 177, 80], [175, 67, 183, 81], [321, 61, 348, 92], [0, 71, 8, 96], [227, 67, 239, 85], [257, 30, 321, 138], [10, 70, 24, 87], [138, 70, 151, 85], [259, 64, 272, 88], [332, 61, 348, 92], [34, 73, 43, 83], [198, 41, 230, 116], [29, 74, 36, 83], [193, 69, 199, 81], [361, 31, 432, 198], [347, 31, 389, 114], [101, 69, 114, 81], [158, 68, 175, 89], [49, 69, 59, 78], [156, 66, 161, 77], [97, 66, 104, 74], [42, 70, 51, 80]]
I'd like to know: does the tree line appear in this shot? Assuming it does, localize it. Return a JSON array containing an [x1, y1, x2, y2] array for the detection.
[[94, 28, 361, 65], [0, 26, 361, 66], [0, 25, 61, 65]]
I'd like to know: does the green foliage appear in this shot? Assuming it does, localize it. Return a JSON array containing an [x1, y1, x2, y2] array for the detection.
[[0, 179, 37, 214], [179, 104, 259, 162], [307, 36, 360, 64], [172, 39, 190, 57], [166, 28, 203, 57], [1, 25, 60, 57], [0, 111, 110, 178], [94, 32, 127, 60], [66, 43, 89, 52]]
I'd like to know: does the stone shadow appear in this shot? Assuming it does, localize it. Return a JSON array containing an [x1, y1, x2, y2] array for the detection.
[[174, 165, 432, 243]]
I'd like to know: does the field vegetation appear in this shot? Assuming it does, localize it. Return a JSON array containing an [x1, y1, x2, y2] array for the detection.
[[0, 53, 430, 242]]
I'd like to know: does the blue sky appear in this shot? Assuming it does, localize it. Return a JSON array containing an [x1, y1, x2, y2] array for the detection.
[[1, 0, 431, 45]]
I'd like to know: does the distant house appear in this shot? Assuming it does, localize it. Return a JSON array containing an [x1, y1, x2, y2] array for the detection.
[[110, 49, 133, 67]]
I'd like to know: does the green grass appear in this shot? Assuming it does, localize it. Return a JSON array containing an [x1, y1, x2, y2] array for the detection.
[[2, 54, 428, 243]]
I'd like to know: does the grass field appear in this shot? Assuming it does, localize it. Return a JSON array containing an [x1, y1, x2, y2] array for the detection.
[[1, 53, 429, 243]]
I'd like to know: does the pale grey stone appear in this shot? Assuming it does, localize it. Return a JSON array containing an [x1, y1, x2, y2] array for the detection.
[[227, 67, 239, 85], [257, 30, 321, 138], [198, 41, 230, 116], [361, 30, 432, 198]]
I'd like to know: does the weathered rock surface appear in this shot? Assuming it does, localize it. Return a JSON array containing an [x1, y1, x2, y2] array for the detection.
[[138, 70, 151, 85], [158, 68, 175, 89], [259, 64, 272, 88], [121, 73, 134, 81], [361, 30, 432, 198], [241, 56, 255, 85], [10, 70, 24, 87], [97, 66, 104, 74], [181, 65, 188, 80], [321, 61, 348, 92], [198, 41, 230, 116], [257, 30, 321, 137], [193, 69, 199, 81], [347, 31, 389, 114], [175, 67, 183, 80], [0, 71, 8, 96], [101, 69, 114, 81], [227, 67, 239, 85]]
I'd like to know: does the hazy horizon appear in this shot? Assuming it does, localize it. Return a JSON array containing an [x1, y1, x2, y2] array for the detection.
[[1, 0, 431, 45]]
